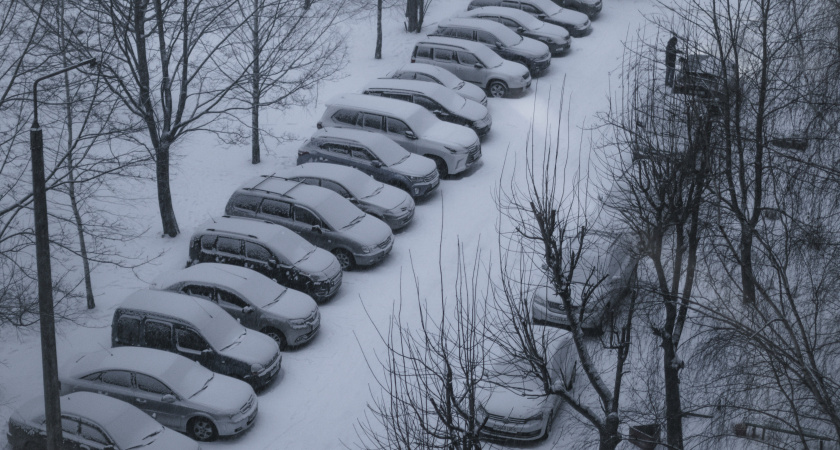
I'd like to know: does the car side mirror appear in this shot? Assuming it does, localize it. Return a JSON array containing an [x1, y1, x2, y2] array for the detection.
[[242, 306, 254, 314], [517, 27, 525, 33], [162, 394, 177, 403], [372, 160, 383, 168], [495, 41, 503, 48], [268, 258, 278, 268], [538, 14, 546, 19], [474, 63, 484, 69], [404, 130, 418, 140], [311, 225, 323, 233]]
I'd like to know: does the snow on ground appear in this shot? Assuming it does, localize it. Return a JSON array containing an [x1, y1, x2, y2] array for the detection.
[[0, 0, 659, 448]]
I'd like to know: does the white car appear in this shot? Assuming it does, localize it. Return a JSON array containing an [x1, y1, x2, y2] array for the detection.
[[386, 63, 489, 106]]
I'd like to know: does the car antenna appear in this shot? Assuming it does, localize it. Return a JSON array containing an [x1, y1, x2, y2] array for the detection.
[[97, 342, 114, 357], [188, 296, 215, 318], [207, 214, 217, 224]]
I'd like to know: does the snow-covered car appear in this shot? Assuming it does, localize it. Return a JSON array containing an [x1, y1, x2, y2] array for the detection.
[[298, 128, 439, 199], [363, 78, 492, 136], [386, 63, 488, 106], [6, 391, 200, 450], [468, 0, 592, 38], [226, 175, 394, 270], [412, 36, 532, 99], [459, 6, 571, 56], [430, 18, 551, 76], [476, 333, 578, 442], [531, 236, 638, 334], [60, 347, 258, 442], [317, 93, 482, 177], [275, 163, 416, 231], [188, 216, 342, 302], [153, 263, 320, 349], [112, 289, 282, 389], [551, 0, 601, 19]]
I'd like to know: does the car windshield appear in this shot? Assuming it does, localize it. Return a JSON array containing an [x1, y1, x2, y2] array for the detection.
[[474, 46, 505, 68], [277, 232, 318, 265], [317, 195, 367, 230], [344, 175, 385, 199], [436, 91, 467, 111], [188, 372, 214, 398], [164, 360, 215, 398], [535, 0, 562, 16], [370, 140, 411, 166], [497, 28, 523, 46], [429, 68, 463, 88], [518, 14, 544, 30], [106, 407, 166, 450]]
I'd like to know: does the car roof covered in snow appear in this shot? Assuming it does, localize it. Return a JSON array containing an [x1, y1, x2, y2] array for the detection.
[[437, 17, 522, 42], [461, 6, 544, 26], [362, 78, 457, 100], [417, 36, 506, 65], [152, 263, 286, 300], [63, 347, 210, 386], [280, 163, 372, 187], [389, 63, 461, 82], [309, 127, 407, 153], [195, 215, 300, 243], [238, 175, 340, 208], [326, 93, 431, 120]]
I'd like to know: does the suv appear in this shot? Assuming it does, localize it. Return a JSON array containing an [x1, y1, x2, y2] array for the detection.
[[187, 216, 342, 302], [111, 289, 282, 388], [153, 263, 320, 349], [276, 163, 416, 230], [386, 63, 488, 106], [551, 0, 601, 19], [459, 7, 571, 56], [225, 175, 394, 270], [412, 37, 531, 98], [297, 128, 439, 198], [363, 78, 492, 136], [317, 93, 482, 176], [431, 18, 551, 76], [468, 0, 592, 37]]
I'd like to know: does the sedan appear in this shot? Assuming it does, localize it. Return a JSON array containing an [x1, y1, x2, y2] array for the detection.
[[469, 0, 592, 38], [7, 391, 200, 449], [386, 63, 488, 106], [60, 347, 258, 442], [459, 7, 571, 56]]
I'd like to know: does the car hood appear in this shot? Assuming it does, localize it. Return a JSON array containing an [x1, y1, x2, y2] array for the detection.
[[391, 154, 438, 178], [478, 384, 548, 419], [342, 215, 393, 247], [456, 100, 489, 123], [189, 376, 255, 414], [264, 288, 318, 320], [364, 186, 413, 211], [550, 8, 589, 28], [497, 59, 531, 80], [219, 330, 279, 366], [454, 81, 488, 104], [536, 22, 570, 42], [423, 121, 479, 149], [509, 37, 550, 58], [297, 247, 340, 277]]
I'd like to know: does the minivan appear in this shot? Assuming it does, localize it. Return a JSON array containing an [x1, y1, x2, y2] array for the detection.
[[430, 18, 551, 76], [363, 78, 492, 136], [459, 7, 571, 56], [468, 0, 592, 37], [111, 289, 282, 389], [225, 175, 394, 270], [411, 36, 531, 98], [187, 216, 343, 302], [317, 93, 482, 176], [297, 128, 440, 198]]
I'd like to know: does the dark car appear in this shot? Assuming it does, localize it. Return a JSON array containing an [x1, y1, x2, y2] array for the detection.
[[431, 18, 551, 76], [550, 0, 601, 19], [468, 0, 592, 38], [460, 7, 571, 56]]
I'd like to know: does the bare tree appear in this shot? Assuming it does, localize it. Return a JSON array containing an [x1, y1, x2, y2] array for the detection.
[[404, 0, 431, 33]]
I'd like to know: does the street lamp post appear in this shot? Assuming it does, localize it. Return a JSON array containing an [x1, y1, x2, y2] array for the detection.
[[30, 57, 96, 450]]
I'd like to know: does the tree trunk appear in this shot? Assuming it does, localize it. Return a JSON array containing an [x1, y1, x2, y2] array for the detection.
[[303, 0, 311, 10], [251, 0, 261, 164], [406, 0, 418, 32], [663, 339, 683, 449], [739, 229, 755, 303], [599, 414, 622, 450], [375, 0, 383, 59], [156, 140, 179, 237]]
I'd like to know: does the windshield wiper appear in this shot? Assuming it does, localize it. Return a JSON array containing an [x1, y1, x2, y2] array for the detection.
[[345, 214, 365, 228], [191, 373, 214, 398], [264, 289, 286, 307], [363, 186, 383, 199], [220, 330, 246, 351], [125, 427, 163, 449], [296, 248, 316, 263]]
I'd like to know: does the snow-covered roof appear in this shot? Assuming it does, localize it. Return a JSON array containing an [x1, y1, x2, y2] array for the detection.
[[417, 36, 505, 66], [153, 263, 283, 299], [326, 93, 431, 120], [461, 6, 543, 27], [437, 17, 522, 44], [283, 163, 370, 188], [362, 78, 455, 100], [310, 127, 407, 154], [239, 175, 335, 207], [391, 63, 460, 84], [195, 216, 298, 243]]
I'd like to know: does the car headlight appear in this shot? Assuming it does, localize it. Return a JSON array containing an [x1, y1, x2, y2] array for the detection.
[[407, 175, 425, 183], [525, 411, 545, 422], [251, 363, 264, 374], [444, 146, 463, 155], [310, 272, 326, 282], [540, 36, 554, 44], [580, 20, 590, 29], [361, 245, 373, 254], [289, 318, 308, 329]]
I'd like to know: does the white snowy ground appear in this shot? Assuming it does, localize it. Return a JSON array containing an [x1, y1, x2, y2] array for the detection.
[[0, 0, 663, 448]]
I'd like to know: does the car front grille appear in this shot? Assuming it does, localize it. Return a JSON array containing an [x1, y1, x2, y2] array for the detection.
[[548, 300, 563, 313], [421, 171, 438, 183], [467, 142, 482, 164], [240, 395, 256, 414], [487, 413, 529, 425], [522, 72, 530, 80], [377, 236, 392, 250], [538, 52, 551, 62]]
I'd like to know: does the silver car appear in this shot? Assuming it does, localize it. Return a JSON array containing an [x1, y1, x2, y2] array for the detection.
[[387, 63, 488, 106], [60, 347, 257, 442], [277, 163, 416, 230], [153, 263, 320, 349], [468, 0, 592, 38], [7, 392, 200, 449], [459, 7, 571, 56]]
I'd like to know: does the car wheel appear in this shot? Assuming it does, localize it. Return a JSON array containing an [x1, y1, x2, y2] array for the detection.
[[487, 80, 508, 98], [332, 249, 355, 270], [188, 416, 218, 442], [427, 156, 448, 179], [262, 327, 288, 350]]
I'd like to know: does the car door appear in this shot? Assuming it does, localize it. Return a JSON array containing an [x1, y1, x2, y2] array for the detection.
[[256, 197, 294, 230], [214, 236, 246, 267], [133, 373, 184, 430], [175, 326, 216, 371], [143, 320, 175, 352], [59, 416, 86, 450], [413, 95, 451, 122], [196, 235, 217, 264], [476, 29, 508, 58], [319, 142, 354, 167], [78, 420, 116, 450], [454, 51, 485, 85], [227, 193, 261, 219], [347, 145, 379, 176], [95, 370, 137, 405], [384, 116, 419, 153], [216, 287, 259, 329], [431, 47, 463, 79], [293, 205, 332, 250]]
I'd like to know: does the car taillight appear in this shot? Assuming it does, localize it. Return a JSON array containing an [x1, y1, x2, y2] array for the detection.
[[411, 56, 415, 63], [298, 150, 308, 156], [316, 122, 323, 129]]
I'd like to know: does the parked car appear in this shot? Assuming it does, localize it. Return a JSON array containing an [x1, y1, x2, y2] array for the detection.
[[297, 128, 439, 199], [317, 93, 482, 176], [60, 347, 258, 441], [7, 392, 200, 450], [111, 289, 282, 389], [275, 163, 416, 231], [386, 63, 488, 106], [412, 37, 531, 98], [225, 175, 394, 270], [153, 263, 320, 349], [188, 216, 343, 302], [531, 236, 637, 334], [459, 6, 571, 56], [468, 0, 592, 38], [476, 331, 578, 442], [673, 54, 739, 99], [430, 18, 551, 76], [550, 0, 601, 19], [363, 78, 492, 136]]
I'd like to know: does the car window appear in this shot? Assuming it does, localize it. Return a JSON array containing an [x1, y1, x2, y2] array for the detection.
[[260, 199, 292, 218], [351, 147, 373, 161], [433, 48, 455, 62], [453, 28, 474, 40], [245, 242, 272, 261], [81, 372, 102, 381], [521, 4, 540, 14], [386, 117, 411, 135], [200, 235, 216, 250], [61, 417, 80, 435], [216, 237, 242, 255], [294, 207, 322, 227], [415, 45, 432, 59], [100, 370, 133, 388], [500, 17, 519, 27], [414, 95, 441, 111], [230, 194, 260, 212], [182, 284, 215, 301], [502, 0, 520, 7], [135, 374, 173, 396], [332, 109, 358, 125], [217, 289, 249, 309], [176, 328, 209, 352], [116, 315, 141, 345], [321, 180, 352, 198], [383, 92, 412, 102], [320, 142, 350, 156], [80, 423, 110, 445], [458, 52, 480, 65], [475, 30, 497, 45], [415, 73, 439, 83], [144, 321, 173, 350], [361, 113, 384, 131]]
